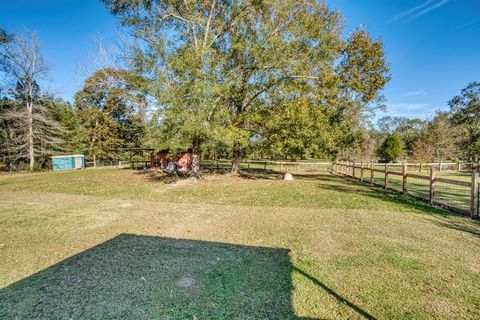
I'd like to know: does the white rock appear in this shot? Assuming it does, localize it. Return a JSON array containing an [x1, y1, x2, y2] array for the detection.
[[283, 173, 294, 181]]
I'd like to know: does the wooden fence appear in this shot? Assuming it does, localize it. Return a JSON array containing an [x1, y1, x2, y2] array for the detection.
[[202, 160, 331, 171], [333, 161, 479, 219]]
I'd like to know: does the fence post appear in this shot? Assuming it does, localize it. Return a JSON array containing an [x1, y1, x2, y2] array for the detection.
[[360, 162, 364, 182], [370, 162, 374, 185], [264, 162, 267, 170], [429, 168, 436, 204], [384, 164, 389, 189], [352, 162, 356, 178], [402, 163, 408, 195], [335, 160, 338, 173], [471, 172, 479, 219], [420, 163, 423, 173], [458, 162, 461, 172]]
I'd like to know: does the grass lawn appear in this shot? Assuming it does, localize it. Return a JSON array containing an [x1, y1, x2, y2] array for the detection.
[[348, 167, 474, 213], [0, 168, 479, 319]]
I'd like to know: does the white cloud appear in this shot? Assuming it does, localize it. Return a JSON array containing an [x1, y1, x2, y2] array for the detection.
[[387, 103, 430, 111], [454, 18, 480, 30], [390, 0, 450, 22], [405, 90, 427, 97]]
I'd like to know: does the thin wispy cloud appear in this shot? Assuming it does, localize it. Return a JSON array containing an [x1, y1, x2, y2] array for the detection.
[[390, 0, 449, 22], [385, 103, 438, 119], [405, 90, 427, 97], [388, 103, 430, 111], [454, 18, 480, 30]]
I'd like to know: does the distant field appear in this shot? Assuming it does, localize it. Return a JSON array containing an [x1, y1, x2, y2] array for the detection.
[[1, 168, 479, 319]]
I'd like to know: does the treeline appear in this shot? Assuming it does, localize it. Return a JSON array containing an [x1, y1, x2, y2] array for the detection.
[[0, 29, 149, 170], [363, 83, 480, 164], [1, 1, 478, 174]]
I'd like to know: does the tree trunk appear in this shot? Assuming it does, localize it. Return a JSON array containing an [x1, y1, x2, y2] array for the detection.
[[191, 138, 202, 178], [231, 140, 241, 174], [27, 102, 34, 170]]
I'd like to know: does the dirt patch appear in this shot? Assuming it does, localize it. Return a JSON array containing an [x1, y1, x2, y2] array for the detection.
[[177, 276, 196, 292]]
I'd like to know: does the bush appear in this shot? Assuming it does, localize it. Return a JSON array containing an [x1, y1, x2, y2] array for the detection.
[[378, 133, 403, 162]]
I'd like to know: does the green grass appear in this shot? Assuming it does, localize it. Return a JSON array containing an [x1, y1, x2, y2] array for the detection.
[[347, 167, 474, 213], [1, 168, 479, 319]]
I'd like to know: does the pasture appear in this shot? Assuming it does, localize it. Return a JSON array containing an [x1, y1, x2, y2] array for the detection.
[[0, 168, 479, 319]]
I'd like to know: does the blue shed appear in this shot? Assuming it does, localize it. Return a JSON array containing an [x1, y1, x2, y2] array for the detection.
[[51, 155, 85, 171]]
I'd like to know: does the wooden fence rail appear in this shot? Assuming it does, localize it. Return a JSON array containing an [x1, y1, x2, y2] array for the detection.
[[333, 161, 479, 219]]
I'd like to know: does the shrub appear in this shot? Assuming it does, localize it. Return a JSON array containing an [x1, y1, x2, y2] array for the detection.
[[378, 133, 403, 162]]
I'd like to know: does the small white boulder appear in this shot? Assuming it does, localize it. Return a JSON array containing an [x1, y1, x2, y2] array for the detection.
[[283, 173, 294, 181]]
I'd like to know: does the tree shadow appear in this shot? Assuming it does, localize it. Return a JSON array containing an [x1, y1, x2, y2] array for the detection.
[[293, 267, 377, 320], [318, 176, 480, 236], [0, 234, 377, 319], [317, 176, 452, 216], [427, 215, 480, 237]]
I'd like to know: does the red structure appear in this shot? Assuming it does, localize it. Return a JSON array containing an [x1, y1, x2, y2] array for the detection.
[[150, 149, 192, 170]]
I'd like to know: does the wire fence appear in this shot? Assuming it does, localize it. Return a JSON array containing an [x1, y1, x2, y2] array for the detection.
[[202, 160, 332, 172], [333, 161, 480, 219]]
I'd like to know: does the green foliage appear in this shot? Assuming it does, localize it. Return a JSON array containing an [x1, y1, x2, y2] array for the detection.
[[44, 98, 85, 154], [252, 97, 331, 160], [340, 29, 391, 103], [378, 116, 426, 156], [101, 0, 390, 169], [378, 133, 403, 162], [449, 82, 480, 160], [74, 68, 147, 161]]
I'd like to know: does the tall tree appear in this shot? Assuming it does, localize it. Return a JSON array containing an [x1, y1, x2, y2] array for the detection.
[[101, 0, 264, 177], [75, 68, 147, 164], [327, 29, 390, 161], [0, 31, 63, 169], [221, 0, 343, 172], [449, 82, 480, 162], [413, 112, 458, 163]]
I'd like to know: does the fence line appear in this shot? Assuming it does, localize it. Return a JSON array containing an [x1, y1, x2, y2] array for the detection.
[[202, 160, 331, 171], [333, 161, 479, 219]]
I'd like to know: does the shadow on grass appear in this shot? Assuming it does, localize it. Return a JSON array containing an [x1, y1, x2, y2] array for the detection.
[[428, 215, 480, 237], [0, 234, 376, 320], [322, 176, 480, 236], [294, 267, 377, 320], [318, 177, 450, 214]]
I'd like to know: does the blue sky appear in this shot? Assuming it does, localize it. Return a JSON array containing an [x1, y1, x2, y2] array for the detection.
[[1, 0, 479, 120]]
